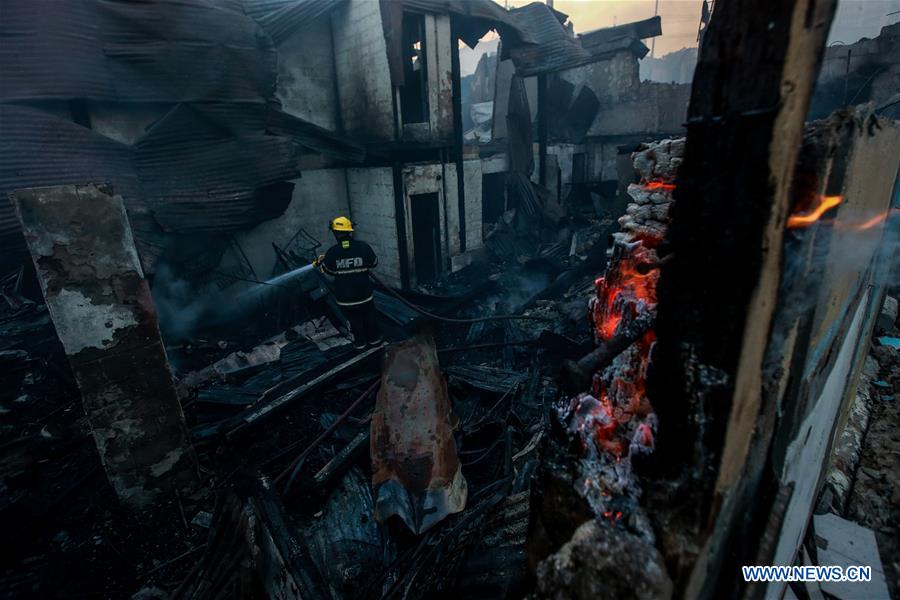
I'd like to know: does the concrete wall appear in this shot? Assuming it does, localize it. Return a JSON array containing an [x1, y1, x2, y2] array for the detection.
[[234, 170, 350, 279], [818, 23, 899, 86], [560, 51, 641, 106], [13, 183, 199, 507], [346, 167, 401, 286], [226, 162, 478, 292], [462, 160, 483, 251], [398, 13, 455, 144], [332, 0, 395, 140], [639, 47, 698, 84], [426, 14, 454, 140], [589, 83, 690, 137], [481, 154, 510, 174], [275, 14, 340, 130]]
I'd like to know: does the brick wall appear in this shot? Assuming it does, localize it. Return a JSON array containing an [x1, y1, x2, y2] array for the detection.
[[463, 160, 483, 251], [275, 14, 339, 130], [232, 169, 350, 278], [331, 0, 395, 140], [346, 167, 401, 286]]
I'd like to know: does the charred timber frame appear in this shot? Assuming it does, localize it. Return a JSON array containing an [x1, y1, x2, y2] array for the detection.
[[646, 0, 837, 597]]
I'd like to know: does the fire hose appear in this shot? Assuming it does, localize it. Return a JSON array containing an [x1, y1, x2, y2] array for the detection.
[[368, 272, 552, 324]]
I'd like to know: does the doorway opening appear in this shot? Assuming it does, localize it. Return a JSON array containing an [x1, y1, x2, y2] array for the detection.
[[482, 172, 507, 226], [409, 192, 441, 284]]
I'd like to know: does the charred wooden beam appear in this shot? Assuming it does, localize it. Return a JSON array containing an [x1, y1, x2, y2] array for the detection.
[[311, 429, 370, 491], [12, 183, 199, 507], [559, 315, 653, 396], [190, 344, 380, 441], [644, 0, 837, 596], [174, 484, 329, 600]]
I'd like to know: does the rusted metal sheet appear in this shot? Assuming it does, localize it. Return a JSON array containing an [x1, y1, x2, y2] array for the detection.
[[371, 332, 467, 534], [12, 183, 198, 507]]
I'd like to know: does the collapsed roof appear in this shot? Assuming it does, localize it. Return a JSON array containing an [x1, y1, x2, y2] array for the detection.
[[0, 0, 363, 272], [505, 4, 661, 77]]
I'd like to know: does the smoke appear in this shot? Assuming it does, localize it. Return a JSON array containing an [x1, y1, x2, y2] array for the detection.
[[765, 209, 900, 367], [495, 266, 555, 312], [151, 263, 222, 343], [150, 261, 321, 344]]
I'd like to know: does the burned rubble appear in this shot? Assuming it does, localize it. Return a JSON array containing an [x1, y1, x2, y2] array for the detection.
[[2, 1, 900, 599]]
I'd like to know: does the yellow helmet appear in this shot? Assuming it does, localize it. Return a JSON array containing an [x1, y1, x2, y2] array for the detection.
[[330, 216, 354, 232]]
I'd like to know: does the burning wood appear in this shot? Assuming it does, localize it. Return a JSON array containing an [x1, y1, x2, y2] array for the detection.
[[556, 138, 683, 524], [371, 332, 467, 534], [787, 194, 899, 231], [787, 194, 843, 228]]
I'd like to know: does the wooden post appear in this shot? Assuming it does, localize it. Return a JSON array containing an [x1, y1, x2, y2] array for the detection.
[[645, 0, 837, 596]]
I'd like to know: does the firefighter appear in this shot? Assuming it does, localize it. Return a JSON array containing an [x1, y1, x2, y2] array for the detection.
[[316, 216, 382, 349]]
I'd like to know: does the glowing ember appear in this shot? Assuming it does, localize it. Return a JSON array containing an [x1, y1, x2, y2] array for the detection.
[[642, 181, 676, 192], [562, 138, 684, 524], [786, 195, 842, 229], [590, 244, 658, 342]]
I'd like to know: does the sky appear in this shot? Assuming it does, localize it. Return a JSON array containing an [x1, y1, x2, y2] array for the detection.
[[459, 0, 900, 76]]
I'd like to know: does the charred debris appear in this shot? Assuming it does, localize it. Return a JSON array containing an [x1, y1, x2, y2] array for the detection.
[[2, 0, 900, 599]]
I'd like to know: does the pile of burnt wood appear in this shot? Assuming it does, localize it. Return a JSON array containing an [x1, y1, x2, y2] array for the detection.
[[171, 140, 686, 600]]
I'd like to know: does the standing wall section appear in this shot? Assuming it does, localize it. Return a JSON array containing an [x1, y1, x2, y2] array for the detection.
[[233, 169, 350, 279], [346, 167, 401, 286], [331, 0, 395, 141], [274, 14, 341, 131]]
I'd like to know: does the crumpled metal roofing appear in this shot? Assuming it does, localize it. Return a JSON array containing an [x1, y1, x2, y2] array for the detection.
[[506, 3, 591, 77], [506, 4, 660, 76], [0, 0, 277, 103], [0, 105, 143, 267], [243, 0, 348, 45], [399, 0, 537, 47], [135, 104, 300, 233], [0, 0, 364, 274], [578, 16, 661, 50]]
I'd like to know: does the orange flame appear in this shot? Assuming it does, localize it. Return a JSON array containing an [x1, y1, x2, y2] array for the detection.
[[643, 181, 676, 192], [593, 254, 656, 342], [786, 195, 842, 229], [836, 207, 899, 231]]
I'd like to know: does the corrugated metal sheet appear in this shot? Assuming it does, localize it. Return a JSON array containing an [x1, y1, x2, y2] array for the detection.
[[400, 0, 537, 46], [266, 106, 365, 163], [506, 5, 655, 76], [0, 0, 364, 273], [578, 16, 661, 49], [135, 104, 300, 232], [243, 0, 347, 45], [506, 3, 591, 77], [185, 102, 365, 162], [371, 333, 467, 534], [0, 105, 142, 265], [0, 0, 276, 103], [0, 0, 115, 102]]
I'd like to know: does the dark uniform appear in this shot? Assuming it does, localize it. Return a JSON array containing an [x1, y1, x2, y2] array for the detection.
[[321, 238, 381, 348]]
